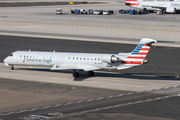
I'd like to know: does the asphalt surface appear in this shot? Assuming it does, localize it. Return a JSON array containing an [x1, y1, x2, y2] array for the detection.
[[0, 1, 180, 120], [0, 78, 180, 120], [0, 35, 180, 78]]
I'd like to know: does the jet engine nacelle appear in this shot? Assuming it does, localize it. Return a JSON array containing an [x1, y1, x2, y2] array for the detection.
[[166, 7, 176, 13], [101, 54, 121, 63]]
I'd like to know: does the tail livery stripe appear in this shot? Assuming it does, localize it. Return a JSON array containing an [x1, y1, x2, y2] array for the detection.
[[121, 61, 142, 64], [127, 57, 145, 59], [125, 0, 137, 2], [125, 0, 139, 6], [129, 3, 139, 6], [122, 38, 157, 65], [132, 44, 150, 55], [125, 38, 157, 62]]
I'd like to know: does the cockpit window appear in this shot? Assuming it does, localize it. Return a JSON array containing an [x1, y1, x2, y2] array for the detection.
[[9, 54, 13, 57]]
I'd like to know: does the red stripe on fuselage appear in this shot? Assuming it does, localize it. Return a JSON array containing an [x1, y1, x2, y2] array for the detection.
[[121, 61, 142, 64]]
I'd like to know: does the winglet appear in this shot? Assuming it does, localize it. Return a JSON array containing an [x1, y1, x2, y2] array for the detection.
[[139, 38, 157, 45]]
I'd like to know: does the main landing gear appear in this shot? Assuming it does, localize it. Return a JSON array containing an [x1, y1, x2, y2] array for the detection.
[[73, 71, 94, 78], [87, 71, 94, 77], [73, 72, 79, 78]]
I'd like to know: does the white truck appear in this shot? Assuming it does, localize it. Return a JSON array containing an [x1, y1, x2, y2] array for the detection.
[[56, 8, 63, 14]]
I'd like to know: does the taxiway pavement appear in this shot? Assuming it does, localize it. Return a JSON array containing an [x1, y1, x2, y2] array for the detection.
[[0, 1, 180, 47], [0, 1, 180, 120]]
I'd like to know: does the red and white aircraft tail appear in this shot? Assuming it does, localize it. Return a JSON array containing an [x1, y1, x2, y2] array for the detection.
[[124, 0, 158, 11], [118, 38, 157, 70], [125, 0, 140, 7]]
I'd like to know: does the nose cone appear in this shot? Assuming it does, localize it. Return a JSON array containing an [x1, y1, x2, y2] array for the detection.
[[3, 57, 8, 63], [3, 57, 9, 66]]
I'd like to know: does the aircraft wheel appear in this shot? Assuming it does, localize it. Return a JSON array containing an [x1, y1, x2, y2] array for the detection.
[[11, 65, 14, 70], [87, 71, 94, 77], [73, 72, 79, 78]]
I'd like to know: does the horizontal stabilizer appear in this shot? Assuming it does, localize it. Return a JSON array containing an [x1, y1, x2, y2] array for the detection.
[[139, 38, 157, 45]]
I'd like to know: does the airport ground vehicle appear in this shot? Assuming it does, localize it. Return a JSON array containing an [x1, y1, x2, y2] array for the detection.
[[119, 9, 129, 14], [89, 9, 93, 14], [103, 10, 110, 15], [108, 10, 114, 14], [71, 8, 88, 14], [56, 8, 62, 14], [94, 9, 103, 15]]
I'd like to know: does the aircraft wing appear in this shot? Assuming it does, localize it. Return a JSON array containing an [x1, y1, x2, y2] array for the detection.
[[51, 64, 101, 71]]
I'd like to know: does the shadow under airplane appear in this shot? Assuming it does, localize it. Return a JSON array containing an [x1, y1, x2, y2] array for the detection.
[[17, 68, 180, 81]]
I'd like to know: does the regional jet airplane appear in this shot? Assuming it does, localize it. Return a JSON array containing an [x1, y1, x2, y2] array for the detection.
[[124, 0, 158, 11], [3, 38, 157, 77], [125, 0, 180, 12], [137, 0, 180, 13]]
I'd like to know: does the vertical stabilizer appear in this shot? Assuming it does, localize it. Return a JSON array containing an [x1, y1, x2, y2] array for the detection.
[[121, 38, 157, 66]]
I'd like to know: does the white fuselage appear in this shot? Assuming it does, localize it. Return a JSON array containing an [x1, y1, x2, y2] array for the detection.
[[140, 1, 180, 10], [3, 51, 127, 70]]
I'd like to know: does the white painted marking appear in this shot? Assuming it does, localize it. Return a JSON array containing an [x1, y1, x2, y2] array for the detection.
[[135, 100, 143, 103], [64, 102, 73, 105], [126, 92, 133, 95], [52, 105, 60, 107], [124, 102, 133, 105], [29, 108, 39, 111], [106, 96, 114, 98], [16, 110, 27, 113], [76, 101, 83, 103], [96, 97, 105, 100], [116, 94, 123, 97]]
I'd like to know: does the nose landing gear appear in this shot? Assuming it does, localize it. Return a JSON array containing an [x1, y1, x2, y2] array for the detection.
[[11, 65, 14, 70]]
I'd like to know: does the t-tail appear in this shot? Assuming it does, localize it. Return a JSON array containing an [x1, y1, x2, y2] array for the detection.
[[119, 38, 157, 69], [125, 0, 140, 7]]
